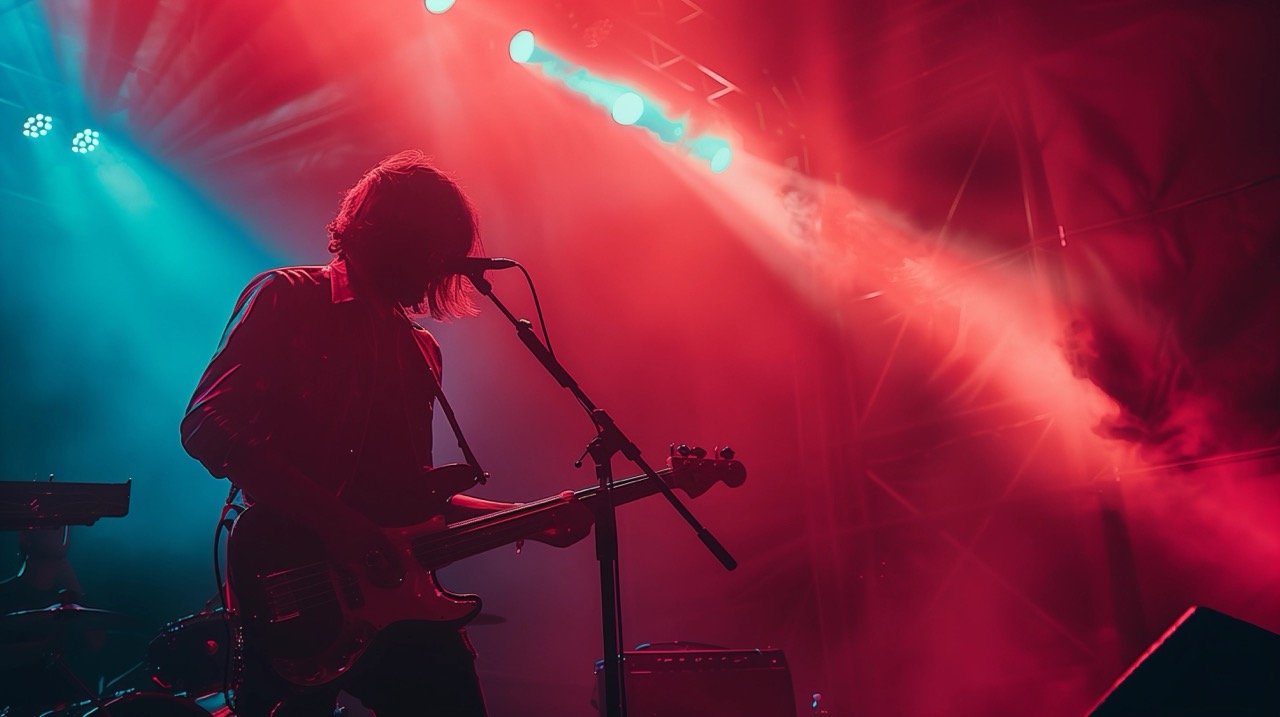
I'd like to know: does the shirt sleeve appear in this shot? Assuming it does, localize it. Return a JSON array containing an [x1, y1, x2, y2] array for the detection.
[[180, 271, 292, 478]]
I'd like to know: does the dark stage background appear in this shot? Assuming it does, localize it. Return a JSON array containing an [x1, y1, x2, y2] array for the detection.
[[2, 1, 1278, 715]]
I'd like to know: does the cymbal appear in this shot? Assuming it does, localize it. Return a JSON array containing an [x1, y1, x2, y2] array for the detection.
[[1, 603, 140, 636]]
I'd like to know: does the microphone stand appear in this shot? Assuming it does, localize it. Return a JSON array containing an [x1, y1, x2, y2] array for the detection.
[[463, 271, 737, 717]]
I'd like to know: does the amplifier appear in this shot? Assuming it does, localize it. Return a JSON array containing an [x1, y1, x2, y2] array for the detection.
[[595, 647, 797, 717]]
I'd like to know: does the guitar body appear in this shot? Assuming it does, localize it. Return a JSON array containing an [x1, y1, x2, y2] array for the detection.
[[225, 465, 483, 688], [224, 454, 746, 690]]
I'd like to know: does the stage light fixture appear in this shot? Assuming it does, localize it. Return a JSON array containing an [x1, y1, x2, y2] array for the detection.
[[611, 92, 644, 126], [22, 113, 53, 138], [424, 0, 456, 13], [509, 30, 535, 63], [688, 136, 734, 173], [709, 145, 733, 173], [71, 128, 100, 154]]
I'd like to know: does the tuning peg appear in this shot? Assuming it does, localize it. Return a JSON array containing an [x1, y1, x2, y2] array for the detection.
[[718, 446, 735, 460], [690, 446, 707, 459], [676, 444, 692, 457]]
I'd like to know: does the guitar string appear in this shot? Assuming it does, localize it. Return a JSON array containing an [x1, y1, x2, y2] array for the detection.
[[259, 560, 329, 584], [263, 513, 563, 616], [266, 573, 336, 598], [264, 574, 360, 612], [260, 512, 553, 612], [263, 563, 365, 596], [267, 568, 383, 615], [254, 513, 543, 595], [266, 569, 357, 596], [259, 562, 333, 591], [257, 479, 659, 599], [267, 502, 587, 608], [249, 469, 694, 604], [270, 580, 355, 608], [406, 473, 666, 557], [252, 489, 598, 592], [409, 512, 562, 565]]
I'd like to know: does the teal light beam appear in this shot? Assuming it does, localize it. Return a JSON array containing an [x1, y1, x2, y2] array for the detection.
[[509, 30, 734, 173]]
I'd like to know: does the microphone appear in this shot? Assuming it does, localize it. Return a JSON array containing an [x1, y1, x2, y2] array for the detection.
[[444, 257, 519, 274]]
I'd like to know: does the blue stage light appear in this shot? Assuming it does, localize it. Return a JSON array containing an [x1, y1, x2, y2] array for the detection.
[[688, 136, 734, 173], [424, 0, 456, 14]]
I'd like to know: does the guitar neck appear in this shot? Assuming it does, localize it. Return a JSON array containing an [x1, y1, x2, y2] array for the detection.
[[408, 468, 675, 568]]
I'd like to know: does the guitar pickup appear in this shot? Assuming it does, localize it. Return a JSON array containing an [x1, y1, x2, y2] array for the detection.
[[268, 610, 301, 624]]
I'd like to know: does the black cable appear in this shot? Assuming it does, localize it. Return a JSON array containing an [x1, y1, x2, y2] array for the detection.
[[516, 262, 554, 357], [213, 486, 242, 712]]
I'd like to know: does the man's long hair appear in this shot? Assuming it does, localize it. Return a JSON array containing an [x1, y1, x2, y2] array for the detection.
[[326, 150, 480, 319]]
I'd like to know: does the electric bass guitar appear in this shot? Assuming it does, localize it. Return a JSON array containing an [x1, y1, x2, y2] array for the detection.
[[225, 449, 745, 687]]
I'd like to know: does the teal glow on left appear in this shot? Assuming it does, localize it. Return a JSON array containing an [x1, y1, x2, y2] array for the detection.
[[1, 0, 282, 634]]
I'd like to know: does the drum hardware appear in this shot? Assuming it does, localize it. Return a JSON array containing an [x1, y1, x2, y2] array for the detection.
[[2, 604, 142, 636], [1, 475, 137, 715], [35, 691, 209, 717], [145, 609, 234, 697]]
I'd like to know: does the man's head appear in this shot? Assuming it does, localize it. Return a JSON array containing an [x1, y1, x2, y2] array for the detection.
[[327, 150, 480, 318]]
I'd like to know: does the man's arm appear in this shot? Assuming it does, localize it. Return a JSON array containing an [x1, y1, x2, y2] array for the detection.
[[445, 493, 519, 520], [447, 492, 594, 548]]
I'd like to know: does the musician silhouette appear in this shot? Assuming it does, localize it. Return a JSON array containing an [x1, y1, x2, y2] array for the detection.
[[181, 151, 592, 716]]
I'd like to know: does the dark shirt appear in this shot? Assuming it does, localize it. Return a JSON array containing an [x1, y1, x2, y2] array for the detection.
[[181, 258, 442, 523]]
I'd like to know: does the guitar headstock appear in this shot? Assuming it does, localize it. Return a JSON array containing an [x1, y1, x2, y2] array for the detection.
[[666, 444, 746, 498]]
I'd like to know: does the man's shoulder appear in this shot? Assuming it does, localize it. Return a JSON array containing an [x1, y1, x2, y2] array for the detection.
[[240, 265, 331, 302], [250, 265, 329, 289]]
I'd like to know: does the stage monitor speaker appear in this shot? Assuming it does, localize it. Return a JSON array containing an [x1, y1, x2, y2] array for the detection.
[[595, 647, 797, 717], [1089, 605, 1280, 716]]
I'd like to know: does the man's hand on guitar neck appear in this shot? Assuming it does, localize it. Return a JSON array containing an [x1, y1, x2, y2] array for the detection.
[[448, 490, 593, 548], [529, 491, 595, 548]]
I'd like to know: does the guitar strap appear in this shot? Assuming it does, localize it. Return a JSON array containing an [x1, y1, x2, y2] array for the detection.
[[430, 367, 489, 485], [406, 312, 489, 486]]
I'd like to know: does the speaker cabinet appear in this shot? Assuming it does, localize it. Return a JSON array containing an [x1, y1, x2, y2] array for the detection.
[[595, 647, 796, 717], [1089, 606, 1280, 716]]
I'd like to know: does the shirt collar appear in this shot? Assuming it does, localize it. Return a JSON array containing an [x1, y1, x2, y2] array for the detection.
[[327, 257, 357, 304]]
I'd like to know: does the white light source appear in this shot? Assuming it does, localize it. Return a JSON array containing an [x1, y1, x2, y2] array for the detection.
[[71, 128, 100, 154], [22, 113, 53, 138], [611, 93, 644, 125], [424, 0, 457, 13], [509, 30, 536, 63]]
